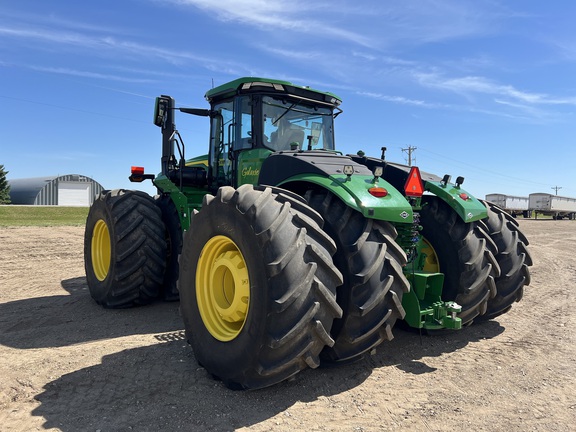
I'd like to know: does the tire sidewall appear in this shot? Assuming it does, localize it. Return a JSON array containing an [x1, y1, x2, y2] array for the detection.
[[84, 191, 115, 304], [179, 199, 270, 377], [419, 197, 470, 300], [419, 228, 462, 301]]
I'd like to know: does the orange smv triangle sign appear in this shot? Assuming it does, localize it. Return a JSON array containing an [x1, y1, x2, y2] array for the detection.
[[404, 166, 424, 197]]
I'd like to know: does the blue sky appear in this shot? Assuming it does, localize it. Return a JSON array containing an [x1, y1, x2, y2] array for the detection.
[[1, 0, 575, 199]]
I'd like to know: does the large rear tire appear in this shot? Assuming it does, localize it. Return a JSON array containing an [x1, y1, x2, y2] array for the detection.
[[419, 196, 499, 324], [476, 200, 532, 318], [84, 189, 167, 308], [179, 185, 343, 390], [305, 190, 409, 362]]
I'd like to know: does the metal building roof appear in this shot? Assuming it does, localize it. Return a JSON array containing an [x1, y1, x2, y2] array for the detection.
[[8, 174, 104, 205], [8, 176, 57, 205]]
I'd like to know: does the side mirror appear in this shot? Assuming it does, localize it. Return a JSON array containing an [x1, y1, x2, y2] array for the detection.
[[153, 96, 172, 127]]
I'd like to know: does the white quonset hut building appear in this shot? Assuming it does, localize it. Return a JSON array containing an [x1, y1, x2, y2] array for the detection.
[[9, 174, 105, 206]]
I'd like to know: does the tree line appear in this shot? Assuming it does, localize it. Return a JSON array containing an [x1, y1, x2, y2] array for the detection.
[[0, 165, 11, 204]]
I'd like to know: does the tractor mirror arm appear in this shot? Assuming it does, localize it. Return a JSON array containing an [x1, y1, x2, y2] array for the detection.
[[179, 107, 214, 117]]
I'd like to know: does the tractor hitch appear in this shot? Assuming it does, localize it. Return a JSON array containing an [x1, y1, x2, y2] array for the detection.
[[402, 272, 463, 330]]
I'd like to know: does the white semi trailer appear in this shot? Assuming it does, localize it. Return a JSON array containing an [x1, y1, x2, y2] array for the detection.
[[529, 193, 576, 219], [485, 194, 530, 218]]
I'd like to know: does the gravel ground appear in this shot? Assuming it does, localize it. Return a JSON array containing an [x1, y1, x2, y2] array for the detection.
[[0, 220, 574, 431]]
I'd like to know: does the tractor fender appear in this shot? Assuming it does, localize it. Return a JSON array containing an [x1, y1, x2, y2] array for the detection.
[[259, 151, 414, 224], [424, 180, 487, 222], [348, 154, 487, 223]]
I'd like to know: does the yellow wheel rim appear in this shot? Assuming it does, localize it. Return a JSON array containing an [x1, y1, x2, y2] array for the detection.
[[420, 238, 440, 273], [91, 219, 111, 281], [196, 235, 250, 341]]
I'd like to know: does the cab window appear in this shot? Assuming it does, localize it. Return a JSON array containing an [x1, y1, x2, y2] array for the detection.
[[262, 96, 335, 152]]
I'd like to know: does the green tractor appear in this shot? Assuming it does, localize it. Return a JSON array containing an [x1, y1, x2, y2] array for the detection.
[[84, 77, 532, 390]]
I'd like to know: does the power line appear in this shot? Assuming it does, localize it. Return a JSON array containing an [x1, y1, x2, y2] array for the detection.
[[415, 146, 555, 189], [551, 186, 562, 195], [0, 94, 149, 124]]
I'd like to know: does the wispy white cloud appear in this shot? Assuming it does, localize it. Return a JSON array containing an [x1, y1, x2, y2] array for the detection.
[[0, 26, 94, 46], [160, 0, 373, 46], [357, 87, 563, 123], [0, 9, 133, 35], [548, 37, 576, 64], [414, 72, 576, 106], [161, 0, 512, 49], [358, 91, 439, 108], [255, 46, 324, 61], [0, 25, 199, 63], [0, 21, 252, 78], [377, 1, 501, 43], [28, 66, 156, 83]]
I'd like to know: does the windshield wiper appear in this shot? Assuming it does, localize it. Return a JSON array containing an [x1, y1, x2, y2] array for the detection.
[[271, 102, 297, 125]]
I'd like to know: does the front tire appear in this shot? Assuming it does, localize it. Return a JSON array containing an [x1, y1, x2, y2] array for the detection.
[[179, 185, 343, 390], [84, 189, 167, 308], [305, 190, 409, 363]]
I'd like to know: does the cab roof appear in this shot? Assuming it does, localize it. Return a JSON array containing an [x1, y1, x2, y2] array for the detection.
[[204, 77, 342, 106]]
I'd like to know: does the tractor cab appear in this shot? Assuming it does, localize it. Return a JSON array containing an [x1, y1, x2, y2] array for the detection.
[[204, 78, 342, 188], [152, 78, 342, 192], [152, 77, 342, 191]]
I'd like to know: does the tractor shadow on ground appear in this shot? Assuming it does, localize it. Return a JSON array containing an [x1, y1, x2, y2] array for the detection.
[[368, 319, 505, 373], [0, 276, 183, 349], [31, 316, 505, 431]]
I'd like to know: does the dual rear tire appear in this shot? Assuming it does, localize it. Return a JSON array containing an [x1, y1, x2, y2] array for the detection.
[[305, 190, 409, 363], [476, 200, 532, 318], [419, 196, 498, 324], [418, 196, 532, 324], [84, 189, 166, 308]]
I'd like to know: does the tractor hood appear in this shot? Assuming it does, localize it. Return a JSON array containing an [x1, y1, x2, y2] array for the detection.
[[259, 151, 414, 223], [260, 150, 373, 183]]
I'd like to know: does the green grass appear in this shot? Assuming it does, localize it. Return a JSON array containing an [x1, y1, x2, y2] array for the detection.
[[0, 205, 89, 226]]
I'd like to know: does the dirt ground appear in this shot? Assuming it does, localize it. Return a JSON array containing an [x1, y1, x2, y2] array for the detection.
[[0, 220, 574, 432]]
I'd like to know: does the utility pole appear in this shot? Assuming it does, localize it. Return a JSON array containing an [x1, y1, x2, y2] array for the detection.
[[401, 146, 417, 166], [551, 186, 562, 195]]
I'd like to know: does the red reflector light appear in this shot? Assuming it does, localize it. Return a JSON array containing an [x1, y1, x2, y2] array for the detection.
[[404, 166, 424, 197], [368, 187, 388, 198], [459, 193, 469, 201], [131, 166, 145, 175]]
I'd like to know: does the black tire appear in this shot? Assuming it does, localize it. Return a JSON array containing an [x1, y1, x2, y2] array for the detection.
[[84, 189, 167, 308], [179, 185, 343, 390], [419, 196, 499, 324], [304, 190, 409, 362], [476, 200, 532, 318], [155, 195, 182, 301]]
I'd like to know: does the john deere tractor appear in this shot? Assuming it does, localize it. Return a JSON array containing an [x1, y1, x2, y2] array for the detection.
[[84, 77, 532, 390]]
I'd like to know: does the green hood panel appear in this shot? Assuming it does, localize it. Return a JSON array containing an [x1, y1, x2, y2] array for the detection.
[[280, 173, 414, 223]]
